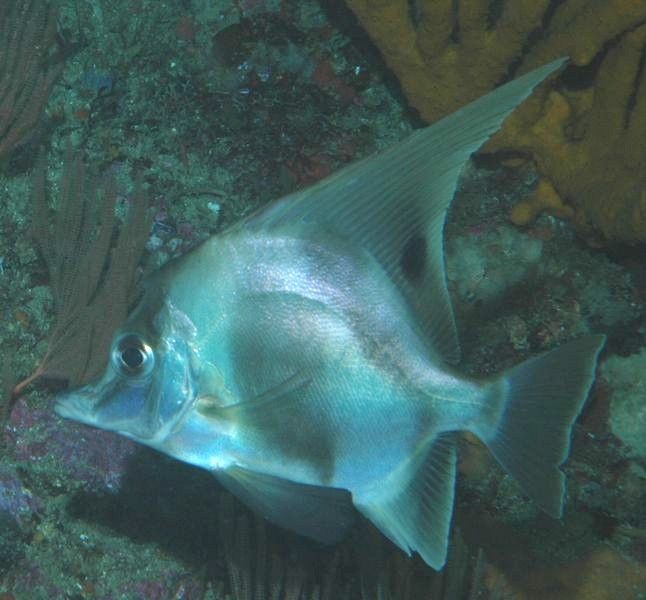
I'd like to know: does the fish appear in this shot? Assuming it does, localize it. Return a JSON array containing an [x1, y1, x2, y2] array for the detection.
[[55, 58, 606, 570]]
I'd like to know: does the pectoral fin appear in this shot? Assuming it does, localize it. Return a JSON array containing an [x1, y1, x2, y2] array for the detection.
[[215, 466, 355, 544], [197, 371, 311, 424]]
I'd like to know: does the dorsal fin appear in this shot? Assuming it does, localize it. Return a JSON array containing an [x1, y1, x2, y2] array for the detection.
[[247, 59, 566, 363]]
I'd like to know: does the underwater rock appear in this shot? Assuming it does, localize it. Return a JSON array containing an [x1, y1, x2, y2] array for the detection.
[[0, 464, 42, 528], [5, 398, 136, 494]]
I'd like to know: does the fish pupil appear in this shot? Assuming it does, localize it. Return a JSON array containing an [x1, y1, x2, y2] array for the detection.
[[121, 346, 144, 370], [112, 333, 154, 376]]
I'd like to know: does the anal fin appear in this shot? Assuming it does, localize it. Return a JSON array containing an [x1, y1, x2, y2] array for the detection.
[[355, 434, 457, 570]]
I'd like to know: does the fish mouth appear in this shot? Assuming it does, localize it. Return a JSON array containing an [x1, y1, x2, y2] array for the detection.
[[55, 390, 134, 438], [55, 382, 160, 441]]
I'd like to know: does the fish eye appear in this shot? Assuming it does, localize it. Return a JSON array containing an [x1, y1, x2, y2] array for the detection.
[[113, 334, 154, 376]]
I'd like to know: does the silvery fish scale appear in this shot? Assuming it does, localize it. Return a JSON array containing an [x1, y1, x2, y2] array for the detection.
[[56, 59, 605, 570]]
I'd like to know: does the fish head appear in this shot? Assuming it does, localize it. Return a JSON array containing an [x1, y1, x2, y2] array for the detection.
[[55, 295, 199, 446]]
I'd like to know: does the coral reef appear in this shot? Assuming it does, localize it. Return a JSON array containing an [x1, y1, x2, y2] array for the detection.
[[345, 0, 646, 243]]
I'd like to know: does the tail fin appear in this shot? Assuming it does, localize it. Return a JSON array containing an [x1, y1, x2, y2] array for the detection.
[[481, 334, 606, 516]]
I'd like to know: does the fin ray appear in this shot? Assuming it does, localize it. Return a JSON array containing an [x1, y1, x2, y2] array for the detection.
[[197, 371, 311, 422], [355, 435, 457, 570]]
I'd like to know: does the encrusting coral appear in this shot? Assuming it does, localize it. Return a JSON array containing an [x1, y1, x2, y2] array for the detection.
[[345, 0, 646, 243], [488, 24, 646, 243]]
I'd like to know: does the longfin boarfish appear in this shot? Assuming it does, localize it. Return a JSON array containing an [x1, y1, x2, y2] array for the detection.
[[56, 58, 605, 569]]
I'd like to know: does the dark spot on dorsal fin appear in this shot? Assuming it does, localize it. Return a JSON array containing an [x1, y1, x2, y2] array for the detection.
[[400, 235, 427, 283]]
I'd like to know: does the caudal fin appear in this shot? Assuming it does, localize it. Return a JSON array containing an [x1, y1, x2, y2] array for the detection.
[[482, 334, 606, 516]]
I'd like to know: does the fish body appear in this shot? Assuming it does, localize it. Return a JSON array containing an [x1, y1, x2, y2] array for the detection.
[[137, 230, 483, 484], [56, 59, 605, 569]]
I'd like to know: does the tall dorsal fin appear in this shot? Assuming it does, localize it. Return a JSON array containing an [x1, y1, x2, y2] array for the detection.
[[247, 60, 566, 363]]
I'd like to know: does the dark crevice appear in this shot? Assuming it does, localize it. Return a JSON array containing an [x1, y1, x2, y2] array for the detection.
[[408, 0, 422, 29], [624, 37, 646, 128], [539, 0, 565, 34], [559, 18, 646, 93], [450, 0, 461, 44], [558, 57, 602, 91], [486, 0, 506, 31], [498, 0, 567, 83], [319, 0, 424, 125], [472, 149, 534, 169]]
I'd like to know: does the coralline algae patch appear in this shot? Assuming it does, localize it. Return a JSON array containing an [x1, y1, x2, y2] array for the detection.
[[0, 464, 43, 528], [447, 223, 543, 306], [602, 349, 646, 459]]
